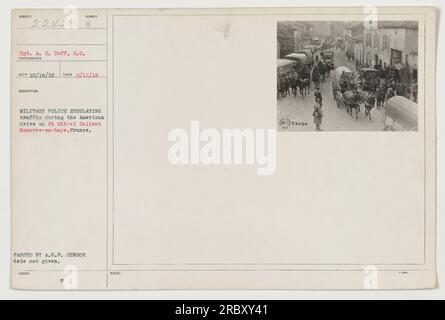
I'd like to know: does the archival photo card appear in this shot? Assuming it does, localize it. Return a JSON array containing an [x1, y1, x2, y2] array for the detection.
[[277, 20, 419, 131], [11, 7, 436, 290]]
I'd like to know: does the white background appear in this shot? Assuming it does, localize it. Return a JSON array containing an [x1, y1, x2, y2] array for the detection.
[[1, 0, 443, 299]]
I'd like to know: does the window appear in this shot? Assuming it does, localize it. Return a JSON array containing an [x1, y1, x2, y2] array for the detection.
[[374, 34, 378, 49]]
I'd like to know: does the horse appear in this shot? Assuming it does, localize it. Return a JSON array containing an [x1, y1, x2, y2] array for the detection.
[[290, 77, 298, 97], [312, 67, 320, 88], [296, 78, 310, 95], [325, 63, 332, 78], [342, 90, 369, 120], [364, 103, 372, 120], [346, 100, 360, 120], [363, 94, 376, 121], [277, 80, 289, 99]]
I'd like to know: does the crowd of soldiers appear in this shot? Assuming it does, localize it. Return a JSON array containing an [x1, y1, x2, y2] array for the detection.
[[311, 57, 330, 86], [277, 63, 313, 99], [356, 61, 418, 104], [277, 74, 292, 98], [277, 55, 333, 100]]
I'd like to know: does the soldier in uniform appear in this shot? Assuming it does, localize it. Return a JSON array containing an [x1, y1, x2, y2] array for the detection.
[[312, 65, 320, 88], [376, 87, 385, 110], [364, 91, 376, 120], [386, 87, 395, 101], [314, 86, 323, 104], [312, 97, 323, 131]]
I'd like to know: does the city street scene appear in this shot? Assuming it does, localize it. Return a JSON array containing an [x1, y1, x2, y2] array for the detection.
[[277, 21, 419, 131]]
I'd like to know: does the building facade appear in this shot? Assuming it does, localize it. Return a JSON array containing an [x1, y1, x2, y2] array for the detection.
[[363, 21, 418, 74], [345, 22, 365, 64], [277, 21, 313, 58]]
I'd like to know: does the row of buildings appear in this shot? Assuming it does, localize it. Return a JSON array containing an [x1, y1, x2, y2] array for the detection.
[[278, 21, 419, 82], [344, 21, 418, 81], [277, 21, 354, 58], [277, 21, 340, 57], [277, 21, 346, 58]]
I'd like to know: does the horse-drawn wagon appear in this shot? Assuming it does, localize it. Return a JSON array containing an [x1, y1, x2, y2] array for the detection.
[[336, 90, 371, 120], [332, 67, 373, 120], [332, 66, 353, 99]]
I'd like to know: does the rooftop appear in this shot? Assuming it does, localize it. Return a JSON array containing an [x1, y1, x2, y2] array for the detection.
[[347, 20, 418, 30]]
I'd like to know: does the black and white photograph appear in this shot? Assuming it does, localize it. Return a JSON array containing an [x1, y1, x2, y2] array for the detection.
[[277, 20, 419, 131]]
